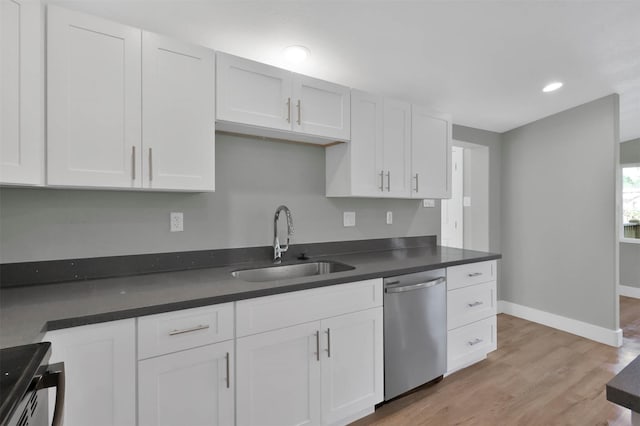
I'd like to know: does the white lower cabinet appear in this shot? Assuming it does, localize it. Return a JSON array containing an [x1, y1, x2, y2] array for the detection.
[[236, 280, 384, 426], [43, 319, 136, 426], [138, 340, 234, 426], [236, 321, 322, 426]]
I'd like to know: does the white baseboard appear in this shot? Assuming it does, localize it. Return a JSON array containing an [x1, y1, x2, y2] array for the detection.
[[619, 285, 640, 299], [497, 300, 623, 347]]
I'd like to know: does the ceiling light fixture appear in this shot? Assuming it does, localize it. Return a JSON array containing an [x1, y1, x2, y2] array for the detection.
[[283, 45, 310, 64], [542, 82, 563, 93]]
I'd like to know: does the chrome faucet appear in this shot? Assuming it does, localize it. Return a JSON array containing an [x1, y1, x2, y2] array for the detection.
[[273, 205, 294, 263]]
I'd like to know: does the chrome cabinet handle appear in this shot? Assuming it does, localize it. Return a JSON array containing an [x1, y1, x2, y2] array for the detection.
[[414, 173, 419, 192], [386, 171, 391, 191], [225, 352, 230, 389], [326, 328, 331, 358], [296, 100, 301, 125], [315, 330, 320, 361], [148, 148, 153, 181], [286, 97, 291, 123], [379, 171, 384, 191], [468, 272, 483, 277], [168, 324, 210, 336], [131, 146, 136, 180], [468, 338, 483, 346], [468, 301, 483, 307]]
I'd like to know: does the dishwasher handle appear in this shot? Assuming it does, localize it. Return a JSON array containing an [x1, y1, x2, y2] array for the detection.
[[385, 277, 445, 293]]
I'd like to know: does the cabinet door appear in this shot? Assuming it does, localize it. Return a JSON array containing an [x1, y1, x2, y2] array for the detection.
[[236, 322, 321, 426], [411, 106, 452, 198], [216, 53, 292, 131], [382, 99, 411, 197], [292, 74, 350, 141], [142, 32, 215, 191], [0, 0, 43, 185], [349, 90, 385, 196], [47, 6, 141, 188], [138, 340, 234, 426], [320, 307, 383, 425], [44, 319, 136, 426]]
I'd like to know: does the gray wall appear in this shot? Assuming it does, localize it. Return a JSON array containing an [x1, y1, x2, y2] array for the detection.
[[0, 133, 440, 263], [620, 137, 640, 288], [501, 94, 619, 330]]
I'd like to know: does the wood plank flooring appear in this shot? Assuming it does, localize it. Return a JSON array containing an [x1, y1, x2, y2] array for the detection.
[[353, 296, 640, 426]]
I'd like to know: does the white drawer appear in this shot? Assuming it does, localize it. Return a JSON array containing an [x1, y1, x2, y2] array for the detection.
[[447, 260, 496, 290], [138, 303, 234, 360], [447, 281, 496, 330], [447, 316, 497, 373], [236, 278, 383, 337]]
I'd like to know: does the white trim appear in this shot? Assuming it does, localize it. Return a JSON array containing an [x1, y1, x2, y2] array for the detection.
[[620, 238, 640, 245], [497, 301, 623, 347], [619, 285, 640, 299]]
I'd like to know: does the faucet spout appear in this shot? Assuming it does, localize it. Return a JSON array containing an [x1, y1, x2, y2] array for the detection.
[[273, 205, 294, 263]]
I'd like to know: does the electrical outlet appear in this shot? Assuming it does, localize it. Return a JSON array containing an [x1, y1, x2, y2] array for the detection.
[[386, 211, 393, 225], [464, 196, 472, 207], [423, 199, 435, 208], [170, 212, 184, 232], [343, 211, 356, 227]]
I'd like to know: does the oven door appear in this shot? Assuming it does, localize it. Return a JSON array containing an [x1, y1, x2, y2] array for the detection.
[[6, 363, 65, 426]]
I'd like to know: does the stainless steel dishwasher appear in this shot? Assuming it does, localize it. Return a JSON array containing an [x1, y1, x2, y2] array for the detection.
[[384, 269, 446, 400]]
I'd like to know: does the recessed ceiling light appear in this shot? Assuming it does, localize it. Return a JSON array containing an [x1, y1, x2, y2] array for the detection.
[[283, 45, 310, 64], [542, 82, 563, 93]]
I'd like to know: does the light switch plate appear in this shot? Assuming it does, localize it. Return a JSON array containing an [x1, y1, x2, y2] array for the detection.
[[423, 199, 435, 208], [170, 212, 184, 232], [464, 196, 472, 207], [386, 211, 393, 225], [343, 211, 356, 227]]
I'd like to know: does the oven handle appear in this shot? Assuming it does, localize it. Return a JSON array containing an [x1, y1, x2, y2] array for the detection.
[[385, 277, 445, 293], [36, 362, 65, 426]]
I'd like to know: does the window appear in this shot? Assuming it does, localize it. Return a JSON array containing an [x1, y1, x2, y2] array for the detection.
[[622, 164, 640, 240]]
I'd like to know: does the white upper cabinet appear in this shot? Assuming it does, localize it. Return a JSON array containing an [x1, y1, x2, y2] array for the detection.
[[47, 6, 142, 189], [411, 106, 452, 199], [142, 32, 215, 191], [216, 53, 292, 131], [47, 7, 214, 191], [216, 52, 350, 144], [292, 74, 350, 140], [326, 91, 452, 199], [0, 0, 44, 186], [382, 99, 411, 197]]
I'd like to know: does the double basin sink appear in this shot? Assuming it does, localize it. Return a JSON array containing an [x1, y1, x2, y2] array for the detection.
[[231, 261, 354, 282]]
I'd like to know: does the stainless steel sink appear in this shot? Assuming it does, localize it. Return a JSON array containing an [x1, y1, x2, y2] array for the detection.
[[231, 261, 355, 282]]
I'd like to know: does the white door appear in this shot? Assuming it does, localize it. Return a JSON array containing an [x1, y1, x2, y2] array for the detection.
[[142, 32, 215, 191], [216, 52, 292, 131], [441, 146, 464, 248], [236, 322, 322, 426], [320, 307, 383, 425], [382, 99, 411, 197], [44, 319, 136, 426], [47, 6, 141, 188], [411, 106, 452, 199], [138, 340, 234, 426], [292, 74, 350, 141], [0, 0, 43, 185], [349, 90, 384, 196]]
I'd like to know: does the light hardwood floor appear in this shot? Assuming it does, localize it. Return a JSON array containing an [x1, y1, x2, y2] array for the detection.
[[353, 296, 640, 426]]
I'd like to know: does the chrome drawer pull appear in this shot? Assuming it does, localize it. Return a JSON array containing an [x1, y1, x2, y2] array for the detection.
[[286, 97, 291, 123], [379, 171, 384, 191], [168, 324, 210, 336], [315, 330, 320, 361], [468, 272, 483, 277], [468, 301, 483, 307], [326, 328, 331, 358], [468, 338, 483, 346], [225, 352, 230, 389]]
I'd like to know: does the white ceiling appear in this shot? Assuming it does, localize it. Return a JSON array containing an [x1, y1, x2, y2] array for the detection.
[[52, 0, 640, 142]]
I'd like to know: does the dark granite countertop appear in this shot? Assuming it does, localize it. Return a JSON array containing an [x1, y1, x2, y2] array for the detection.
[[0, 245, 500, 349], [607, 354, 640, 413]]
